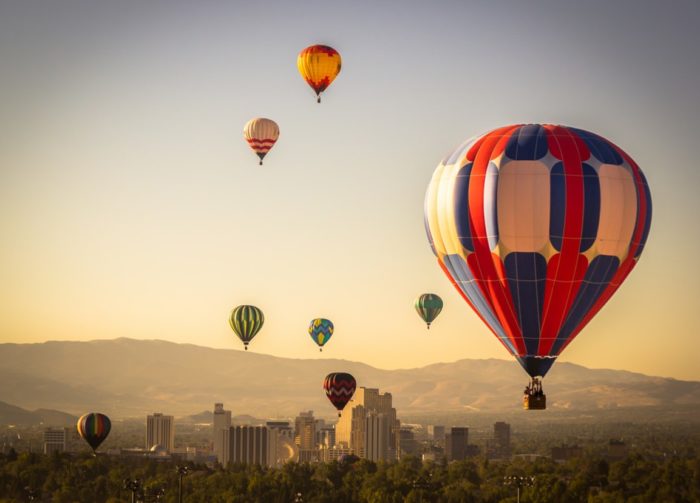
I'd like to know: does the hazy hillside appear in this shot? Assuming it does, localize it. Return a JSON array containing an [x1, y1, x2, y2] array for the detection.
[[0, 338, 698, 419], [0, 400, 78, 426]]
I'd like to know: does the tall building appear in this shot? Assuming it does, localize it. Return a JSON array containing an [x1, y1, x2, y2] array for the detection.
[[335, 387, 399, 460], [399, 427, 419, 458], [294, 411, 318, 462], [294, 411, 316, 450], [317, 425, 335, 449], [427, 425, 445, 443], [493, 422, 511, 457], [266, 421, 297, 467], [446, 427, 469, 461], [213, 403, 231, 464], [365, 412, 392, 461], [43, 428, 67, 454], [224, 425, 278, 467], [146, 413, 175, 452], [267, 421, 294, 441]]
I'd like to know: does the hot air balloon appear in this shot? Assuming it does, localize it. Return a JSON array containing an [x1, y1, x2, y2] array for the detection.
[[415, 293, 443, 329], [323, 372, 356, 417], [243, 118, 279, 165], [424, 124, 652, 409], [309, 318, 334, 351], [297, 45, 341, 103], [77, 412, 111, 454], [229, 305, 264, 350]]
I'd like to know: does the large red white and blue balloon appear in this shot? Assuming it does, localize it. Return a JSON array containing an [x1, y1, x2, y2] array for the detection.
[[424, 124, 652, 378]]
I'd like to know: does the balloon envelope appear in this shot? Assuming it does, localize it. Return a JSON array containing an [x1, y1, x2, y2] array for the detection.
[[77, 412, 111, 452], [323, 372, 356, 413], [243, 118, 279, 165], [424, 124, 652, 378], [229, 305, 264, 350], [297, 45, 341, 102], [415, 293, 443, 328], [309, 318, 334, 350]]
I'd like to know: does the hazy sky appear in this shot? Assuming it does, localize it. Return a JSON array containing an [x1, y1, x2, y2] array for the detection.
[[1, 0, 699, 380]]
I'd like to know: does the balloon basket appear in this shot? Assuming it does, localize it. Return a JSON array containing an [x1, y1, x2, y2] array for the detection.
[[523, 393, 546, 410], [523, 377, 546, 410]]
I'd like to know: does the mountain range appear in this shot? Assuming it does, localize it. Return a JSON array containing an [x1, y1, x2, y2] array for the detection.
[[0, 338, 698, 420], [0, 400, 78, 427]]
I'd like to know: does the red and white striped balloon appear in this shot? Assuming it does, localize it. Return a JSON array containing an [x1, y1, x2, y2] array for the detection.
[[243, 118, 279, 165]]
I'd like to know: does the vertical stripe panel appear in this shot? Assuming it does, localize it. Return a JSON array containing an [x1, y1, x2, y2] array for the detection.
[[467, 125, 525, 355], [498, 160, 551, 252], [549, 162, 566, 252], [580, 163, 601, 252], [504, 252, 547, 355], [595, 164, 638, 258], [538, 126, 588, 355], [453, 163, 474, 251], [441, 254, 515, 354], [550, 255, 620, 355], [483, 162, 499, 250]]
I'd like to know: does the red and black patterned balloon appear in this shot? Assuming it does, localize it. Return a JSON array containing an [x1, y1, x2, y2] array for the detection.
[[323, 372, 356, 416]]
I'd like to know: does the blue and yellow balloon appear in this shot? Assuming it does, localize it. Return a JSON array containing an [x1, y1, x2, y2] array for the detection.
[[309, 318, 334, 352]]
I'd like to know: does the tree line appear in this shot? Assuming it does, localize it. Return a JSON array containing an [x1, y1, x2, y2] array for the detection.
[[0, 449, 698, 502]]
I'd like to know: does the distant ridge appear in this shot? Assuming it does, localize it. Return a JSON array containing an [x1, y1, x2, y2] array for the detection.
[[0, 338, 698, 419], [0, 400, 78, 426]]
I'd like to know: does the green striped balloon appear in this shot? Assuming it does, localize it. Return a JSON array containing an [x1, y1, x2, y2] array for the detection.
[[229, 305, 264, 350], [415, 293, 443, 329]]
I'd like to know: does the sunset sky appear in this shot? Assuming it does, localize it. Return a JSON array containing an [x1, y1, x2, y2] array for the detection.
[[1, 0, 699, 380]]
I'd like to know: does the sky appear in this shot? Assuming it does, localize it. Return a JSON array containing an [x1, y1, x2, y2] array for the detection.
[[1, 0, 699, 380]]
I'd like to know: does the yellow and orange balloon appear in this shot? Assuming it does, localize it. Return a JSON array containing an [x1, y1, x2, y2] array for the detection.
[[297, 45, 341, 103], [243, 118, 279, 165]]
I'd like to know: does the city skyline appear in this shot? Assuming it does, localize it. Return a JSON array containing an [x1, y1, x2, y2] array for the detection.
[[25, 399, 512, 466], [2, 0, 699, 382]]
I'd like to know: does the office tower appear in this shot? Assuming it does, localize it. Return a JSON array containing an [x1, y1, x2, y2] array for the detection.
[[213, 403, 231, 464], [335, 387, 399, 460], [427, 425, 445, 442], [146, 413, 175, 452], [399, 427, 418, 457], [446, 427, 469, 461], [226, 425, 277, 467], [43, 428, 67, 454], [365, 412, 392, 461], [267, 421, 294, 441], [317, 425, 335, 448], [294, 411, 318, 462], [494, 421, 511, 457], [266, 421, 297, 467], [294, 411, 316, 450], [220, 427, 231, 466]]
